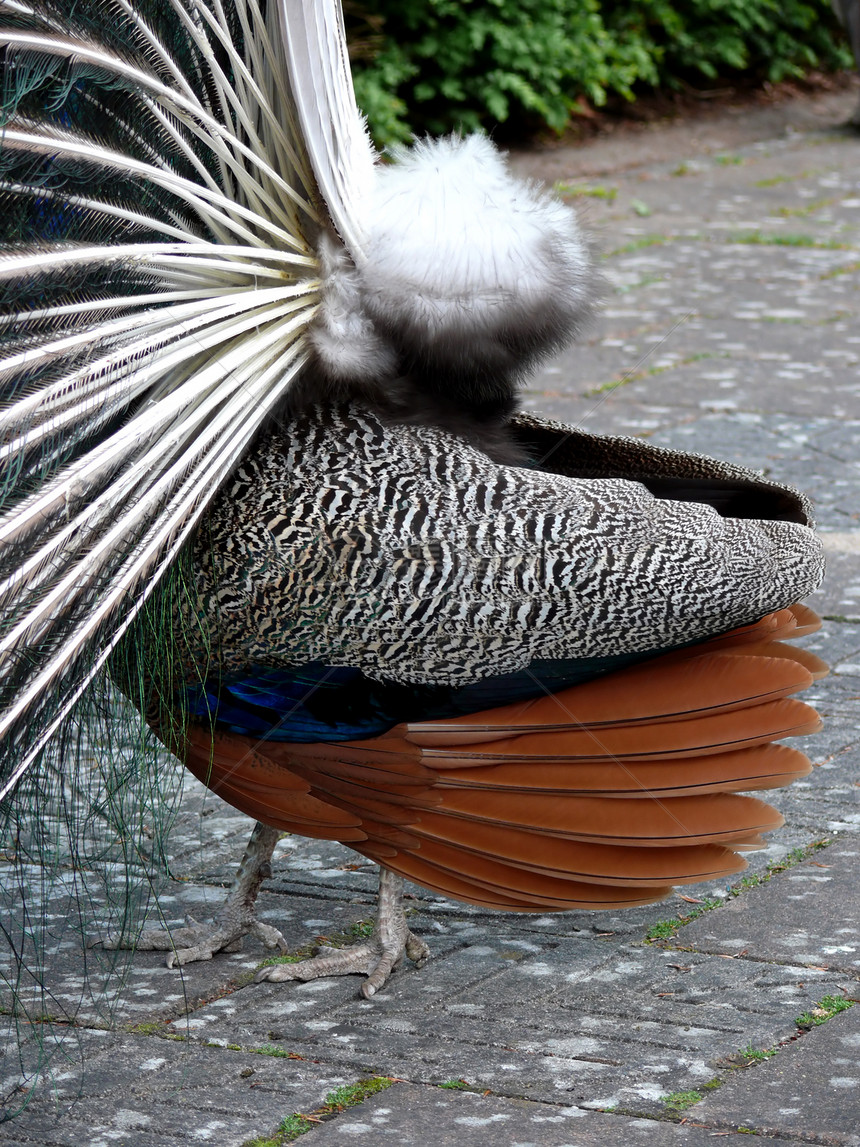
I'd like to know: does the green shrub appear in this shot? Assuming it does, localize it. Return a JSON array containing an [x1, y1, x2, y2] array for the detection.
[[345, 0, 852, 144]]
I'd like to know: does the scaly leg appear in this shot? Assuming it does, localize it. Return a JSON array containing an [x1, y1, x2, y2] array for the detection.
[[103, 821, 287, 967], [255, 866, 430, 998]]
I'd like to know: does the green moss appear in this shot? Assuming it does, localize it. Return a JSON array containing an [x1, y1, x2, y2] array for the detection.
[[257, 952, 308, 968], [586, 351, 712, 397], [715, 154, 744, 166], [256, 918, 376, 971], [278, 1114, 315, 1142], [775, 197, 837, 217], [615, 273, 665, 294], [126, 1021, 168, 1036], [439, 1079, 471, 1090], [765, 841, 829, 876], [323, 1077, 394, 1111], [125, 1021, 185, 1042], [820, 260, 860, 280], [254, 1045, 305, 1060], [645, 896, 723, 940], [753, 169, 820, 186], [646, 919, 681, 940], [244, 1113, 315, 1147]]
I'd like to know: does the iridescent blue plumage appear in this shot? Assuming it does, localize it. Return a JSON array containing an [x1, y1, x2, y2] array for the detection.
[[182, 649, 670, 741]]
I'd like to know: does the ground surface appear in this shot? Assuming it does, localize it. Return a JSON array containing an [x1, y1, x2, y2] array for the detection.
[[2, 85, 859, 1146]]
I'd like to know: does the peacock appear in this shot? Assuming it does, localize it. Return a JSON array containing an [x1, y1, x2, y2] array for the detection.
[[0, 0, 827, 1095]]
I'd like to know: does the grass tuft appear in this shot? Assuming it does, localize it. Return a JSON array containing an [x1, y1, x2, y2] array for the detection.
[[242, 1077, 395, 1147], [729, 231, 849, 249], [796, 994, 854, 1030], [740, 1043, 778, 1062], [661, 1089, 703, 1110], [645, 897, 723, 941], [554, 181, 618, 201]]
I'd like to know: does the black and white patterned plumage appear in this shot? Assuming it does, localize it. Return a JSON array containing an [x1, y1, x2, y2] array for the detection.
[[179, 405, 824, 690]]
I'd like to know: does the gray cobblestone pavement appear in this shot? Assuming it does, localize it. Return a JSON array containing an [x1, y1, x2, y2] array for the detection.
[[2, 85, 859, 1145]]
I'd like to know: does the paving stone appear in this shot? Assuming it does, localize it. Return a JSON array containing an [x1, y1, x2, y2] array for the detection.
[[192, 935, 851, 1110], [696, 1004, 860, 1146], [0, 871, 381, 1030], [677, 843, 860, 975], [295, 1082, 813, 1147], [2, 1031, 353, 1145]]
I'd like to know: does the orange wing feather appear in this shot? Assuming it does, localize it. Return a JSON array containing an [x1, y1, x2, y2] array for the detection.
[[180, 604, 824, 912]]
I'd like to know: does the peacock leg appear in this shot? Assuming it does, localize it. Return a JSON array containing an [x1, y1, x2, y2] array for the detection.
[[254, 866, 430, 998], [103, 821, 288, 966]]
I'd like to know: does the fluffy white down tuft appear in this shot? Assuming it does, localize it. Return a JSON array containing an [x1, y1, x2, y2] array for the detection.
[[310, 135, 597, 387]]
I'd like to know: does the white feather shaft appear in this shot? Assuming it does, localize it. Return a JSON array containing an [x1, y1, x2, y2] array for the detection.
[[0, 300, 316, 556], [0, 339, 307, 679], [275, 0, 375, 259], [0, 287, 261, 326], [0, 283, 314, 405], [0, 346, 307, 803], [0, 316, 309, 622], [0, 182, 206, 243], [0, 242, 315, 279], [4, 127, 294, 248], [176, 0, 310, 227], [0, 28, 316, 222], [0, 366, 306, 672], [0, 296, 314, 470], [235, 0, 317, 202]]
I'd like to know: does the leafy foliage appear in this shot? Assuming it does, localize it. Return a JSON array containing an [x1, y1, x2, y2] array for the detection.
[[346, 0, 853, 143]]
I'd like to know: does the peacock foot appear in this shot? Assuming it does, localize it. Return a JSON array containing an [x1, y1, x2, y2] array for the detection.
[[255, 867, 429, 998], [106, 911, 288, 967], [102, 821, 287, 967]]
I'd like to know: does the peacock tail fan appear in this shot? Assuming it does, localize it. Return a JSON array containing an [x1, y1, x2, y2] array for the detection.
[[0, 0, 374, 1112]]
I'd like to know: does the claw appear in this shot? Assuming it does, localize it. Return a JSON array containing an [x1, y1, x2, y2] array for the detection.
[[99, 824, 427, 995], [254, 868, 429, 996], [100, 822, 286, 967]]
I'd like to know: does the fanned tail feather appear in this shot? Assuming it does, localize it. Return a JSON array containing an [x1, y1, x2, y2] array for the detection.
[[0, 0, 347, 798]]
